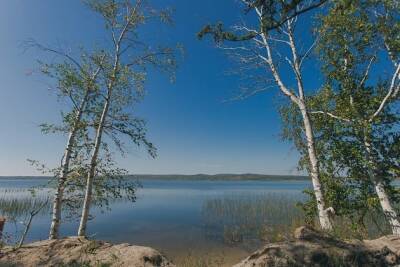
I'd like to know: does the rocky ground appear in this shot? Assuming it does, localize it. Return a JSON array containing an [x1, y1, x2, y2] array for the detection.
[[234, 226, 400, 267], [0, 237, 174, 267]]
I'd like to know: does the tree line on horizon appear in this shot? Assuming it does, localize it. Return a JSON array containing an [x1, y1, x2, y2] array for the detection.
[[23, 0, 400, 240]]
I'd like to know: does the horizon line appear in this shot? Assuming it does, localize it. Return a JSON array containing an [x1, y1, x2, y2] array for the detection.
[[0, 173, 307, 178]]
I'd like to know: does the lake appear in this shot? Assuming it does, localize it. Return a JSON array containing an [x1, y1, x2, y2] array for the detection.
[[0, 177, 311, 266]]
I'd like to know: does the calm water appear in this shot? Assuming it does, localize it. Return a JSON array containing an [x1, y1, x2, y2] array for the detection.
[[0, 177, 310, 265]]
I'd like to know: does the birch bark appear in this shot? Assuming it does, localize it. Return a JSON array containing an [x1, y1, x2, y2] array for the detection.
[[254, 13, 333, 230], [77, 31, 124, 237], [364, 136, 400, 235], [77, 95, 110, 237], [299, 103, 333, 230], [49, 90, 90, 239]]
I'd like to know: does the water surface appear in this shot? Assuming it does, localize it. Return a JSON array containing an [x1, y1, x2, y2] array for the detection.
[[0, 177, 310, 265]]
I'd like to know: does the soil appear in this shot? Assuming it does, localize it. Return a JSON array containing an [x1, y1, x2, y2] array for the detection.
[[0, 236, 174, 267], [234, 226, 400, 267]]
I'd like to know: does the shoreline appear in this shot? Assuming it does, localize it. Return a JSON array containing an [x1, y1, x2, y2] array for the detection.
[[0, 174, 309, 181], [2, 227, 400, 267]]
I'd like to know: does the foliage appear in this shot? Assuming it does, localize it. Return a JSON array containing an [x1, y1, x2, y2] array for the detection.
[[198, 0, 328, 42]]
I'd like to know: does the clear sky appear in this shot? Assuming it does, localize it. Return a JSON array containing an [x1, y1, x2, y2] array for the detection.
[[0, 0, 310, 176]]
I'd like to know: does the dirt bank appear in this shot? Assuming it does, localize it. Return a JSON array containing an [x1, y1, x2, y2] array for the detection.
[[0, 236, 174, 267], [234, 226, 400, 267]]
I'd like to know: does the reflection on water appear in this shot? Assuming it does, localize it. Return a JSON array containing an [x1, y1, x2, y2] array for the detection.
[[0, 177, 310, 265]]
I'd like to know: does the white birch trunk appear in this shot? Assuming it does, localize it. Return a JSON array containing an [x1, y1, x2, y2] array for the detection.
[[375, 181, 400, 235], [77, 97, 110, 237], [366, 45, 400, 235], [48, 131, 75, 240], [288, 21, 332, 230], [298, 103, 333, 230], [77, 20, 127, 236], [255, 17, 333, 230], [48, 92, 89, 240], [364, 138, 400, 235]]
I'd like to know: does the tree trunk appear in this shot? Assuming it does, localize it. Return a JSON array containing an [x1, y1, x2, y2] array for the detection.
[[77, 97, 110, 237], [48, 92, 89, 240], [364, 137, 400, 235], [375, 181, 400, 235], [77, 39, 121, 237], [299, 102, 333, 231], [18, 214, 34, 248], [48, 132, 74, 240]]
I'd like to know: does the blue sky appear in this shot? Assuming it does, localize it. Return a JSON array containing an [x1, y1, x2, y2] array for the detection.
[[0, 0, 307, 176]]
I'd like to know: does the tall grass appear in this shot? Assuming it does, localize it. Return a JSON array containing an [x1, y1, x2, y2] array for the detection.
[[201, 193, 304, 245], [0, 185, 135, 221], [201, 192, 397, 246], [0, 194, 51, 219]]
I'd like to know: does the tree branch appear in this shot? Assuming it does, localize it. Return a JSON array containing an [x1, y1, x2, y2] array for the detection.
[[24, 39, 85, 74], [369, 63, 400, 121], [310, 111, 352, 122], [255, 7, 300, 105], [358, 55, 376, 89]]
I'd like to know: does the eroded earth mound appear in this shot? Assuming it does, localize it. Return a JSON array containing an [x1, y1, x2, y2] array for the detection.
[[234, 226, 400, 267], [0, 236, 174, 267]]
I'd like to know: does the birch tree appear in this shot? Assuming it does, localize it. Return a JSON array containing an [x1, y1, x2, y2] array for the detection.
[[77, 0, 178, 237], [198, 0, 334, 230], [311, 0, 400, 234], [26, 41, 106, 239]]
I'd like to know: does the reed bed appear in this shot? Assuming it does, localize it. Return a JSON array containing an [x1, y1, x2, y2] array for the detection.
[[0, 186, 133, 221], [0, 194, 51, 219], [0, 188, 35, 194], [201, 193, 305, 244], [201, 192, 397, 244]]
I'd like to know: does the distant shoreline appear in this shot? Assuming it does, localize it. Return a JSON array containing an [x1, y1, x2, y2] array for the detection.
[[0, 174, 309, 181], [132, 174, 309, 181]]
